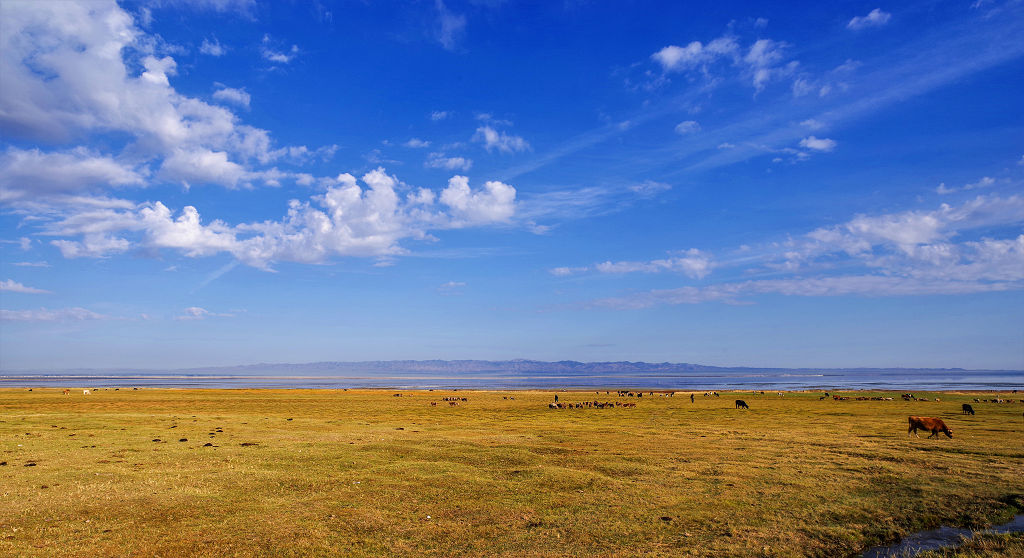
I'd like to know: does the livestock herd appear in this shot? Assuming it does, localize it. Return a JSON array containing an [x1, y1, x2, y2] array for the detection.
[[39, 387, 1024, 439], [537, 389, 1022, 441]]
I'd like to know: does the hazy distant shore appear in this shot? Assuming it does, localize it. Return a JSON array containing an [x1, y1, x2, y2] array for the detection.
[[3, 359, 1021, 391]]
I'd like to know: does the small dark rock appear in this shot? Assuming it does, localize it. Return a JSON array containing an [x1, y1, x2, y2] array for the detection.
[[660, 516, 672, 522], [178, 438, 188, 442], [203, 443, 213, 447], [395, 427, 404, 430], [240, 442, 258, 447], [0, 461, 6, 466], [40, 485, 48, 489], [286, 418, 293, 421], [152, 439, 161, 442], [24, 462, 36, 467]]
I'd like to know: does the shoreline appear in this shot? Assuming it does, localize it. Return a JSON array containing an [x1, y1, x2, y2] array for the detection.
[[3, 386, 1022, 394]]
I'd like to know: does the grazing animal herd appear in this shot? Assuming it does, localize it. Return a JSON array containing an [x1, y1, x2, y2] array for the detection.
[[41, 387, 1020, 439]]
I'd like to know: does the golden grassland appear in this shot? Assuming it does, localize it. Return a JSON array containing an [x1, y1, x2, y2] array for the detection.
[[1, 388, 1022, 557]]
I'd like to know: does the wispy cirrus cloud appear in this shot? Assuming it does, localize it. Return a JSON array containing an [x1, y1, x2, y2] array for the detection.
[[0, 307, 109, 322], [175, 306, 233, 320], [560, 190, 1024, 308]]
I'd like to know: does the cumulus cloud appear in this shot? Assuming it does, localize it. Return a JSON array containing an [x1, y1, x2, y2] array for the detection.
[[212, 85, 250, 108], [799, 136, 837, 152], [0, 279, 51, 294], [0, 307, 109, 322], [650, 34, 795, 91], [260, 35, 299, 63], [0, 148, 146, 202], [674, 120, 701, 134], [473, 126, 530, 153], [404, 138, 431, 148], [651, 37, 739, 72], [199, 37, 226, 56], [439, 175, 516, 226], [848, 9, 892, 31], [431, 110, 451, 121], [426, 152, 472, 171], [39, 168, 517, 268], [159, 148, 248, 188], [0, 1, 326, 200]]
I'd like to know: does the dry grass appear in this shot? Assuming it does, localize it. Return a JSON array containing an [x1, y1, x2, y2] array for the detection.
[[1, 388, 1022, 557], [913, 533, 1024, 557]]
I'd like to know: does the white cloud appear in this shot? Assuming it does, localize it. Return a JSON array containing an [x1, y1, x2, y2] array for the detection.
[[473, 126, 530, 154], [651, 37, 739, 72], [717, 143, 736, 149], [261, 35, 299, 63], [212, 85, 250, 109], [0, 148, 145, 202], [964, 176, 995, 190], [159, 148, 247, 188], [437, 280, 466, 294], [199, 37, 226, 56], [674, 120, 701, 134], [800, 119, 826, 130], [440, 175, 516, 226], [0, 1, 325, 201], [431, 110, 451, 121], [426, 152, 473, 171], [937, 176, 996, 195], [594, 249, 714, 279], [579, 194, 1024, 308], [0, 307, 109, 322], [13, 262, 50, 268], [39, 169, 518, 268], [0, 279, 51, 294], [160, 0, 257, 12], [404, 138, 431, 148], [799, 136, 837, 152], [435, 0, 466, 51], [649, 33, 798, 92], [628, 181, 672, 197], [175, 306, 232, 320], [848, 9, 892, 31]]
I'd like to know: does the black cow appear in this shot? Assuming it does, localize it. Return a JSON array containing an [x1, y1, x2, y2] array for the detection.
[[735, 400, 749, 409], [961, 403, 975, 415]]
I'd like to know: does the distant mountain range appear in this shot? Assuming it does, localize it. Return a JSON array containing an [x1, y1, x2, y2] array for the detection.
[[7, 359, 998, 376]]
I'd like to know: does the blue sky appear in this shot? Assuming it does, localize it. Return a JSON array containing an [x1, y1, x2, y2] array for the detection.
[[1, 0, 1022, 370]]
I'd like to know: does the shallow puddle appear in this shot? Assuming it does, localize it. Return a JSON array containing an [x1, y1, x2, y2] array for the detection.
[[861, 514, 1024, 557]]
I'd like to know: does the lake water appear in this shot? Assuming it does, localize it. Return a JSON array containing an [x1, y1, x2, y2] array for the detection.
[[2, 368, 1021, 390]]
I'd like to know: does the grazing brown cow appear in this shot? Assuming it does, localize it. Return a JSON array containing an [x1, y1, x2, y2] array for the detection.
[[907, 416, 952, 439]]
